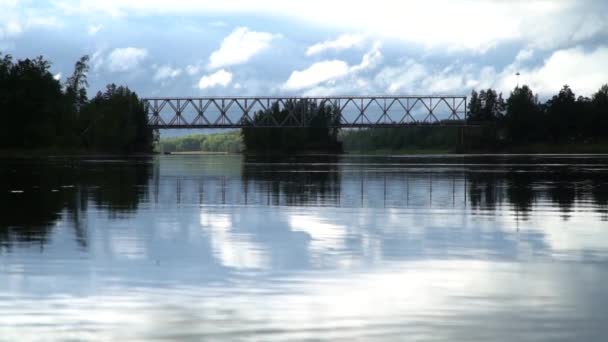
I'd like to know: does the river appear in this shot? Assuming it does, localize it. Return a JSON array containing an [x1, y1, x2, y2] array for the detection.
[[1, 154, 607, 341]]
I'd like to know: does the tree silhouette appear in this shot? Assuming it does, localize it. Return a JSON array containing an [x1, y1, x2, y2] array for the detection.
[[0, 54, 65, 147], [65, 55, 90, 113], [81, 84, 153, 152], [504, 85, 542, 143], [591, 84, 608, 138], [242, 99, 342, 153], [0, 53, 152, 153], [546, 85, 577, 141], [468, 88, 505, 122]]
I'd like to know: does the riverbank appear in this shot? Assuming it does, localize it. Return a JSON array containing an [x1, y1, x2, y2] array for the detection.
[[4, 141, 608, 157]]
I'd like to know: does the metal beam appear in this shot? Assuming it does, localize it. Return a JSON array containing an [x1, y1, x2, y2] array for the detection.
[[142, 95, 468, 129]]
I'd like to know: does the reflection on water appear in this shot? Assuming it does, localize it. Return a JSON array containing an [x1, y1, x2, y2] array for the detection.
[[1, 154, 608, 341], [0, 157, 151, 249]]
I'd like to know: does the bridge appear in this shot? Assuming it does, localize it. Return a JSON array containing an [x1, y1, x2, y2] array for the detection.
[[143, 95, 468, 129]]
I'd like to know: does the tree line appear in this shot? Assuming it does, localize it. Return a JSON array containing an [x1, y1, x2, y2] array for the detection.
[[0, 54, 153, 153], [468, 84, 608, 147]]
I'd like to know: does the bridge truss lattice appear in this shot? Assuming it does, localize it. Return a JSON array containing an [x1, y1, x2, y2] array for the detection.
[[143, 95, 468, 129]]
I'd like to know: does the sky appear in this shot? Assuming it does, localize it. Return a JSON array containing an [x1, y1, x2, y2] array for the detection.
[[2, 0, 608, 99]]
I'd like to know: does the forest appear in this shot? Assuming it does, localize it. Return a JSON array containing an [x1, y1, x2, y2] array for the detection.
[[0, 54, 152, 153], [467, 84, 608, 147]]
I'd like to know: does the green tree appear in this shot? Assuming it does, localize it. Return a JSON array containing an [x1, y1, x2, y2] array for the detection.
[[504, 85, 542, 143], [81, 84, 153, 152], [0, 54, 65, 147], [242, 99, 341, 153], [65, 55, 90, 112], [545, 85, 577, 141], [468, 88, 505, 122], [468, 90, 481, 122], [591, 84, 608, 138]]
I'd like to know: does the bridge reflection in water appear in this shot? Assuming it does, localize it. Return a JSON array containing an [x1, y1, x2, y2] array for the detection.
[[2, 155, 608, 251], [149, 155, 608, 221], [158, 167, 468, 210]]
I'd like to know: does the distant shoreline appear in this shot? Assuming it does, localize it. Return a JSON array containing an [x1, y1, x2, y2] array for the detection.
[[3, 141, 608, 158]]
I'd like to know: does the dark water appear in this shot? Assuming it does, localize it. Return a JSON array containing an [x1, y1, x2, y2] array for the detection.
[[1, 154, 608, 341]]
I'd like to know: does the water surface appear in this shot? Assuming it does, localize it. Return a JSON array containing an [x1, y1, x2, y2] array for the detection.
[[1, 154, 608, 341]]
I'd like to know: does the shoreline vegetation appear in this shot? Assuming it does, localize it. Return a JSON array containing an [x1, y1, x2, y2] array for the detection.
[[1, 54, 152, 154], [158, 131, 608, 155], [2, 53, 607, 156], [5, 140, 608, 157]]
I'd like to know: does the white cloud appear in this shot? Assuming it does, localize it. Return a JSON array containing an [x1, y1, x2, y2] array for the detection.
[[186, 61, 203, 76], [291, 57, 493, 97], [107, 47, 148, 72], [208, 27, 279, 69], [284, 60, 350, 91], [284, 43, 383, 91], [90, 49, 106, 71], [376, 60, 429, 94], [515, 49, 534, 63], [468, 66, 499, 90], [371, 46, 608, 97], [198, 69, 233, 89], [306, 33, 365, 56], [52, 0, 607, 52], [0, 5, 62, 47], [4, 19, 21, 36], [0, 19, 21, 41], [154, 65, 182, 81], [53, 73, 62, 81], [0, 15, 63, 41], [88, 24, 103, 35], [426, 74, 464, 94], [514, 46, 608, 96], [377, 61, 504, 96], [350, 42, 382, 73]]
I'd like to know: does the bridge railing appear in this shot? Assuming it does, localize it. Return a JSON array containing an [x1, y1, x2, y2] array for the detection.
[[142, 95, 467, 129]]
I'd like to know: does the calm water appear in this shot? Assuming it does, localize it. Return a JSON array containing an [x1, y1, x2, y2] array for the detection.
[[1, 154, 608, 341]]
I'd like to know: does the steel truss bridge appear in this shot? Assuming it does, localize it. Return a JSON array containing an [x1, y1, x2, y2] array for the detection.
[[143, 95, 468, 129]]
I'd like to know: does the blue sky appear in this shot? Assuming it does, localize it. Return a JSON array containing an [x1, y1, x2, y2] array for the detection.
[[2, 0, 608, 99]]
